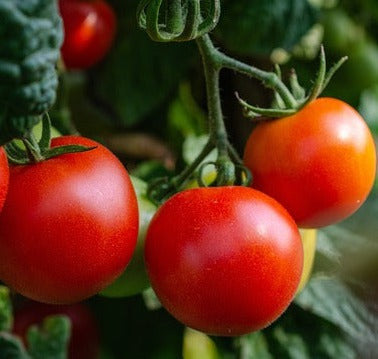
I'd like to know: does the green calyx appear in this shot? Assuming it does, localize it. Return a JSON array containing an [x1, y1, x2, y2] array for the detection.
[[137, 0, 220, 42], [236, 46, 348, 119], [5, 114, 95, 165]]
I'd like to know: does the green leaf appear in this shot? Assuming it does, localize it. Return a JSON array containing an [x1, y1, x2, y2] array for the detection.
[[295, 278, 378, 350], [0, 286, 12, 332], [270, 326, 311, 359], [298, 199, 378, 358], [183, 135, 217, 165], [0, 333, 31, 359], [131, 160, 173, 183], [263, 308, 357, 359], [359, 84, 378, 135], [27, 316, 71, 359], [235, 332, 273, 359], [216, 0, 319, 56], [94, 3, 196, 127], [312, 207, 378, 282], [167, 82, 207, 151], [317, 330, 356, 359]]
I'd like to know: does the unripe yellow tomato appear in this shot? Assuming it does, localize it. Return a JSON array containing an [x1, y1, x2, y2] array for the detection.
[[297, 229, 317, 293]]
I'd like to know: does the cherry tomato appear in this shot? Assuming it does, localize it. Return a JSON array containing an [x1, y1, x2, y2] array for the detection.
[[59, 0, 116, 69], [0, 147, 9, 212], [0, 136, 138, 304], [100, 176, 157, 297], [244, 98, 376, 228], [13, 301, 99, 359], [145, 186, 303, 336]]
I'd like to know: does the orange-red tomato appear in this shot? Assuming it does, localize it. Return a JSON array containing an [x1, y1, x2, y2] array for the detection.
[[145, 186, 303, 336], [244, 98, 376, 228], [0, 136, 138, 304]]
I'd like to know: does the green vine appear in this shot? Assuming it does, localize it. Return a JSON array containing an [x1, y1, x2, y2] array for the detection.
[[138, 3, 347, 204]]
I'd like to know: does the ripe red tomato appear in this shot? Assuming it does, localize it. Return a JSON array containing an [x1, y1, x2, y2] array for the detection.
[[0, 136, 138, 304], [0, 147, 9, 212], [59, 0, 116, 69], [145, 186, 303, 336], [13, 301, 99, 359], [244, 98, 377, 228]]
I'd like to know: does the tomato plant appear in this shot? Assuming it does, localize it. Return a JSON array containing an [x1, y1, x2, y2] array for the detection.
[[59, 0, 116, 69], [0, 148, 9, 212], [100, 176, 157, 297], [244, 97, 377, 228], [1, 0, 377, 357], [145, 186, 303, 336], [13, 301, 99, 359], [0, 136, 138, 304]]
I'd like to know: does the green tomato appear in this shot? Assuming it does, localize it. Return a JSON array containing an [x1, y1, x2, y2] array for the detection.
[[100, 176, 157, 297], [183, 328, 219, 359]]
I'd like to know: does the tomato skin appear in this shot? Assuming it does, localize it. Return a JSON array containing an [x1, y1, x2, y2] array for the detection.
[[0, 136, 138, 304], [59, 0, 116, 69], [145, 186, 303, 336], [244, 98, 377, 228], [13, 301, 99, 359], [0, 147, 9, 212]]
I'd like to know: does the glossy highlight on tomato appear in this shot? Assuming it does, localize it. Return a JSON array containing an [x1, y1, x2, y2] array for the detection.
[[14, 301, 99, 359], [244, 98, 377, 228], [59, 0, 116, 69], [0, 136, 138, 304], [0, 147, 9, 212], [145, 186, 303, 336]]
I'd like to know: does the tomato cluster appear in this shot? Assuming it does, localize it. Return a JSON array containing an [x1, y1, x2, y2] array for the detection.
[[0, 98, 374, 338], [142, 97, 376, 336]]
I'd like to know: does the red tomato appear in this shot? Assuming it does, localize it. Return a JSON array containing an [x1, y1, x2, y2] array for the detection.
[[0, 136, 138, 304], [59, 0, 116, 69], [145, 186, 303, 336], [14, 301, 99, 359], [244, 98, 377, 228], [0, 147, 9, 212]]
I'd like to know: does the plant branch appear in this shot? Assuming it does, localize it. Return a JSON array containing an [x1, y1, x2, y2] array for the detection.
[[196, 35, 298, 108]]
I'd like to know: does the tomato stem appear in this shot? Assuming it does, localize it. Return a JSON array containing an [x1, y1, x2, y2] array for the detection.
[[196, 35, 298, 108], [137, 0, 221, 42], [171, 139, 214, 188], [22, 131, 44, 163]]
